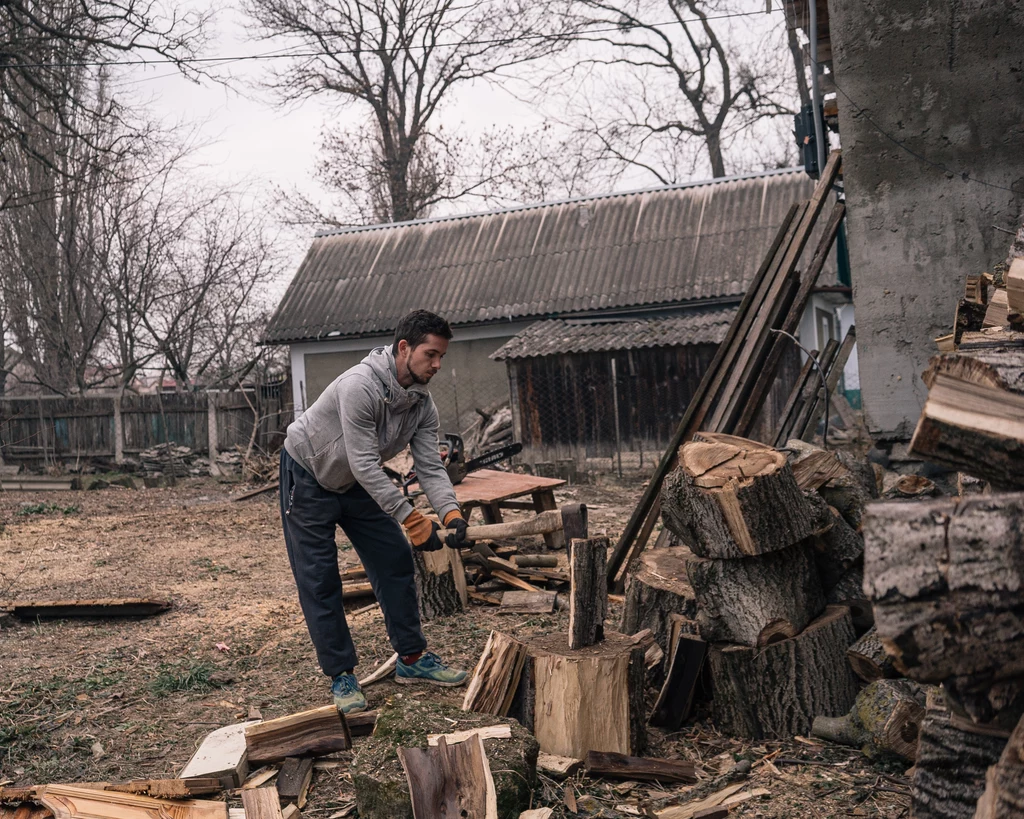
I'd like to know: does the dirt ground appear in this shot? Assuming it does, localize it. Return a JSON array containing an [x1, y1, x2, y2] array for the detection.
[[0, 475, 911, 817]]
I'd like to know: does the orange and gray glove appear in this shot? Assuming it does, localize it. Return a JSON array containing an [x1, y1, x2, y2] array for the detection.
[[442, 510, 474, 549], [403, 509, 444, 552]]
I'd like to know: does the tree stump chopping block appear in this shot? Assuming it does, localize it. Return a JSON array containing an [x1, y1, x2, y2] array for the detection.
[[620, 547, 697, 653], [662, 438, 818, 559], [708, 606, 860, 740], [863, 493, 1024, 687], [413, 546, 466, 620], [686, 541, 825, 647], [509, 631, 646, 759]]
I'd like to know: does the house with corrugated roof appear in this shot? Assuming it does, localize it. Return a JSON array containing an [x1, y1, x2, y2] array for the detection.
[[264, 167, 852, 463]]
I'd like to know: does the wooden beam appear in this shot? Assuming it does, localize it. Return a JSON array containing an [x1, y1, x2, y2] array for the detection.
[[584, 751, 697, 784], [10, 599, 171, 619]]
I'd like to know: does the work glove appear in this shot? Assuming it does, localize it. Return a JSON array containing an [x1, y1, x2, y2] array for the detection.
[[443, 510, 474, 549], [403, 509, 444, 552]]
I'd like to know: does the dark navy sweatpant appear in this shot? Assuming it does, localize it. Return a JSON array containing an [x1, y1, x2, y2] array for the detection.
[[279, 448, 426, 677]]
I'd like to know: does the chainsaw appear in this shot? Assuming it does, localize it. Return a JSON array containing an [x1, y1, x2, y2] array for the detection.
[[401, 433, 522, 496]]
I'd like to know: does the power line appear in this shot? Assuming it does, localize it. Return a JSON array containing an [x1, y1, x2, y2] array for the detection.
[[0, 8, 782, 71]]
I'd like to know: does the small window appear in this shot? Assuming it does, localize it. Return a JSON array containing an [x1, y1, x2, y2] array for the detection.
[[815, 307, 836, 352]]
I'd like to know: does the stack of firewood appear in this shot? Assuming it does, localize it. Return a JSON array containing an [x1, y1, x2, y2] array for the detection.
[[657, 432, 864, 739], [860, 227, 1024, 819]]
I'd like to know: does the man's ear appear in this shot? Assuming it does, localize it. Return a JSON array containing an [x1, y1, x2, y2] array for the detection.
[[396, 339, 409, 358]]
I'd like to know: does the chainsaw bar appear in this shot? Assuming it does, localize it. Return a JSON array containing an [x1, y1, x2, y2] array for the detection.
[[462, 442, 523, 473]]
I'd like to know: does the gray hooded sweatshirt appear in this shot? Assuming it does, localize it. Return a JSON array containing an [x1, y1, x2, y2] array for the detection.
[[283, 346, 460, 525]]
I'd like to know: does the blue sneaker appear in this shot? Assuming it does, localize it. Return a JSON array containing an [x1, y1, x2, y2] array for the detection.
[[331, 672, 367, 714], [396, 651, 469, 688]]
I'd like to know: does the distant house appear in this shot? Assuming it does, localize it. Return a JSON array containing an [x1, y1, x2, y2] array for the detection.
[[264, 167, 851, 457]]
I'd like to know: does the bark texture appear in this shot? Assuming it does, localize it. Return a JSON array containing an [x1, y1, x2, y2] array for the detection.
[[863, 493, 1024, 688], [827, 565, 873, 633], [847, 627, 898, 683], [912, 694, 1007, 819], [686, 542, 825, 647], [809, 499, 865, 589], [568, 537, 608, 650], [620, 547, 697, 653], [974, 711, 1024, 819], [662, 440, 817, 559], [810, 679, 927, 761], [709, 606, 860, 739], [413, 548, 464, 621]]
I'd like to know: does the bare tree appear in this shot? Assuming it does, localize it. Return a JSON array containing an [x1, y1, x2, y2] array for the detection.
[[244, 0, 568, 224], [554, 0, 797, 181]]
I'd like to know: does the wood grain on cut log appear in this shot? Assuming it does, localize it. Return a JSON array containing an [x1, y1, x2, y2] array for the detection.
[[399, 734, 497, 819], [863, 493, 1024, 688], [910, 348, 1024, 489], [245, 706, 351, 764], [620, 547, 697, 653], [811, 679, 926, 761], [686, 541, 825, 647], [462, 631, 528, 716], [709, 606, 860, 739], [974, 710, 1024, 819], [912, 693, 1008, 819], [846, 627, 896, 682], [413, 547, 465, 620], [523, 632, 646, 759], [568, 538, 608, 650], [662, 438, 817, 559]]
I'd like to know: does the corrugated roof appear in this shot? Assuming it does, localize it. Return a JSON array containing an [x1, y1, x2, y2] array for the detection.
[[490, 308, 738, 360], [265, 168, 821, 344]]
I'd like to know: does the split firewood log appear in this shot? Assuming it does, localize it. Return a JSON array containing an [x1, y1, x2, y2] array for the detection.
[[974, 710, 1024, 819], [662, 438, 818, 559], [846, 627, 897, 682]]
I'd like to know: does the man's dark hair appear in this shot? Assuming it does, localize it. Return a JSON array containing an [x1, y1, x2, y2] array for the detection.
[[392, 310, 453, 354]]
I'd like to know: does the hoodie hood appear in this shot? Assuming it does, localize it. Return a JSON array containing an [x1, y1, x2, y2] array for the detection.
[[362, 346, 429, 410]]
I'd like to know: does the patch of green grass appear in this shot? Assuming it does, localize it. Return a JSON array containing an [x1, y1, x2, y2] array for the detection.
[[150, 661, 216, 694], [190, 557, 238, 578], [17, 502, 80, 516]]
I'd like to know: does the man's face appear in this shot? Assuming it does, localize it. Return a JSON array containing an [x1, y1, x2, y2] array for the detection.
[[398, 334, 449, 385]]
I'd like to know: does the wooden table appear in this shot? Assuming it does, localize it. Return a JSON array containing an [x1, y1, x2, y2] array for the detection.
[[452, 469, 567, 550]]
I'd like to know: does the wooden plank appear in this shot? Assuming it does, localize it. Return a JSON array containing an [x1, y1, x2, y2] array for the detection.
[[605, 200, 805, 586], [39, 786, 227, 819], [245, 706, 351, 764], [426, 725, 512, 746], [180, 721, 258, 787], [275, 760, 312, 810], [240, 788, 284, 819], [11, 599, 171, 619], [497, 591, 557, 614], [450, 470, 565, 506], [798, 326, 857, 441], [490, 570, 541, 593], [772, 350, 820, 447], [735, 200, 847, 436], [105, 778, 222, 798], [584, 751, 697, 784], [781, 339, 838, 445]]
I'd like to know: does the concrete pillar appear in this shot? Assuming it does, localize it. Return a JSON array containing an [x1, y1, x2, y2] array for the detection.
[[828, 0, 1024, 439]]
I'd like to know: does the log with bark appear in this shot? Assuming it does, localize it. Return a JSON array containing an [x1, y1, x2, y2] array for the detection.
[[810, 679, 927, 761], [912, 691, 1008, 819], [974, 710, 1024, 819], [910, 348, 1024, 489], [509, 632, 646, 759], [413, 546, 466, 620], [826, 565, 873, 634], [661, 438, 818, 559], [863, 493, 1024, 689], [620, 547, 698, 653], [708, 606, 860, 739], [244, 706, 351, 764], [943, 675, 1024, 732], [805, 495, 864, 590], [846, 627, 897, 683], [568, 537, 608, 650], [685, 541, 825, 647]]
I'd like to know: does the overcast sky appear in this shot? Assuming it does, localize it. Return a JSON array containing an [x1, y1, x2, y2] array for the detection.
[[118, 2, 790, 286]]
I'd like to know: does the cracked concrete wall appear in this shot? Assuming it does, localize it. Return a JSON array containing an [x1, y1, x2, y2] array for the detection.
[[827, 0, 1024, 439]]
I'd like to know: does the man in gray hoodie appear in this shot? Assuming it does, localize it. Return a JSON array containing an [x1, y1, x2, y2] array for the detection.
[[280, 310, 472, 714]]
